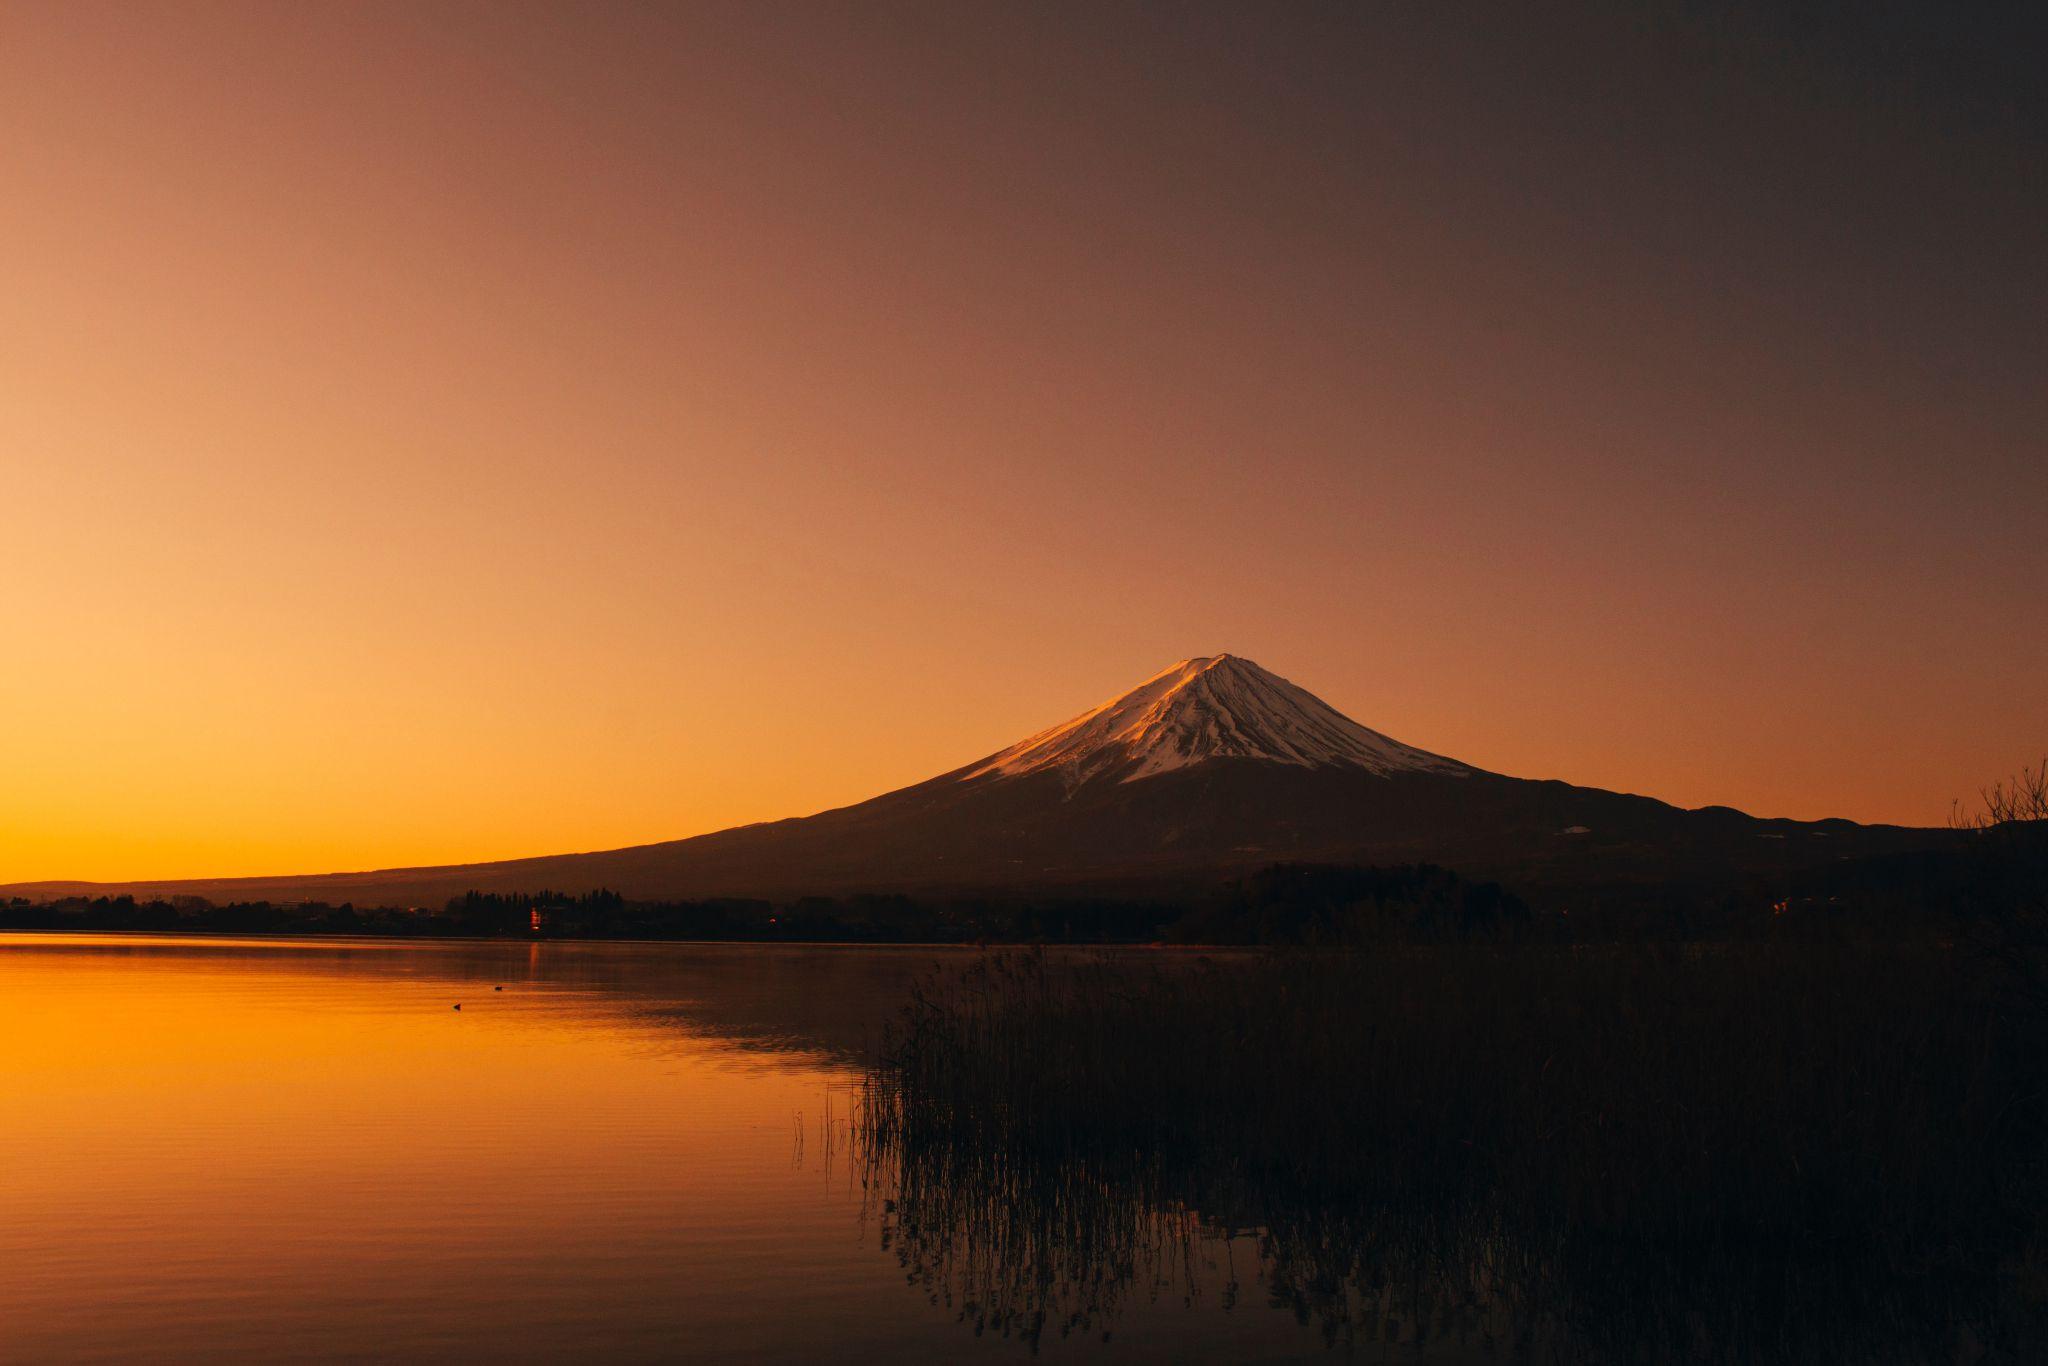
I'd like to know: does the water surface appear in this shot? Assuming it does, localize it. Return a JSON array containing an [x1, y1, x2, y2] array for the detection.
[[1, 935, 1373, 1363]]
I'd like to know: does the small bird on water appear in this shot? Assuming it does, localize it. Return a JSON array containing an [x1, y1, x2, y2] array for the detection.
[[453, 1003, 461, 1011]]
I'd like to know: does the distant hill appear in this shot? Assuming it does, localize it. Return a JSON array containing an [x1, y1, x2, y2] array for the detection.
[[3, 655, 1947, 907]]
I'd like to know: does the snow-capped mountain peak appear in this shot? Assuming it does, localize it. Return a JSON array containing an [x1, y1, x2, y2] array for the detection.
[[963, 654, 1468, 785]]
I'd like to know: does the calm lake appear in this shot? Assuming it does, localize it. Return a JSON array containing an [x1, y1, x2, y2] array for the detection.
[[0, 934, 1398, 1363]]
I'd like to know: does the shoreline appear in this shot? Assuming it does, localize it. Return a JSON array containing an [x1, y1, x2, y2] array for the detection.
[[0, 927, 1228, 951]]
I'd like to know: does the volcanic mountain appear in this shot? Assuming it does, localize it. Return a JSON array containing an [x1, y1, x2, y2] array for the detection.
[[6, 654, 1941, 906]]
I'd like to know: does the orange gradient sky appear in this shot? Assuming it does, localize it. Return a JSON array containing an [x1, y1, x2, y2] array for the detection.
[[4, 2, 2043, 882]]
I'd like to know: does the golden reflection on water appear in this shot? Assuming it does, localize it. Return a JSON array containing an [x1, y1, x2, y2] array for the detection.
[[0, 936, 875, 1361], [0, 935, 1333, 1363]]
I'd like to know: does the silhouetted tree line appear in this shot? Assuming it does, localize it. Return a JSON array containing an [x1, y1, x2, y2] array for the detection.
[[0, 886, 1174, 943], [6, 845, 2033, 946], [0, 894, 436, 936]]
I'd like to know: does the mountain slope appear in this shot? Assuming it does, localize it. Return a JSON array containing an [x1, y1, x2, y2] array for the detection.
[[4, 655, 1945, 906]]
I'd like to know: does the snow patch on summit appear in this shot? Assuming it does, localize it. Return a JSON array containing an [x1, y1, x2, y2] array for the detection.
[[963, 655, 1469, 786]]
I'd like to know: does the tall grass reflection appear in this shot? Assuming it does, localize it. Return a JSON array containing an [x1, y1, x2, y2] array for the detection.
[[857, 948, 2046, 1361]]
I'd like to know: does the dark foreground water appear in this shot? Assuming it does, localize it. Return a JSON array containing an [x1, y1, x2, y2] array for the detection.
[[1, 934, 1404, 1364]]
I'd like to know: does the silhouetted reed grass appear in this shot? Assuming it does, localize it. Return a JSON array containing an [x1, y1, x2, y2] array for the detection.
[[859, 945, 2047, 1360]]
